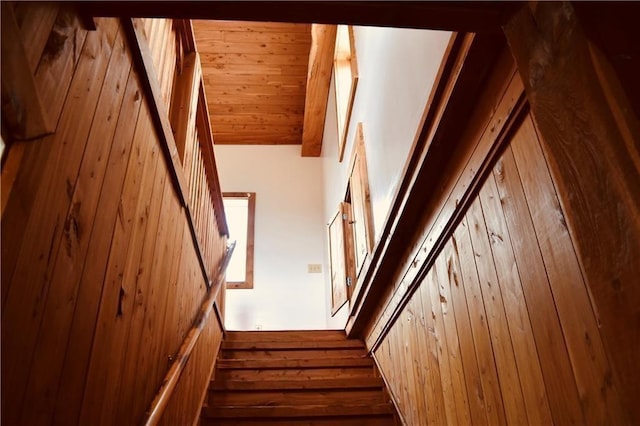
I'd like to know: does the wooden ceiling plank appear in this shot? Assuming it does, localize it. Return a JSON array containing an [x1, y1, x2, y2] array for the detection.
[[203, 74, 307, 86], [202, 63, 309, 76], [301, 24, 337, 157], [194, 20, 311, 33], [196, 29, 311, 44], [215, 136, 301, 145], [206, 83, 305, 96], [206, 94, 306, 106], [200, 52, 310, 66], [212, 115, 303, 126], [211, 123, 303, 133], [210, 104, 305, 115], [192, 41, 314, 55]]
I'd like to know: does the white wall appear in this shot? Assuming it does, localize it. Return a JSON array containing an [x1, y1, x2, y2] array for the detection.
[[214, 27, 451, 330], [215, 145, 328, 330], [322, 26, 451, 328]]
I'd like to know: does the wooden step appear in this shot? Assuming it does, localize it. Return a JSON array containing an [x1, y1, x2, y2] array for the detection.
[[224, 330, 347, 342], [201, 415, 396, 425], [204, 402, 394, 418], [215, 366, 376, 382], [202, 331, 398, 425], [221, 339, 364, 350], [220, 348, 367, 360], [209, 389, 387, 407], [212, 376, 385, 391], [216, 357, 374, 369]]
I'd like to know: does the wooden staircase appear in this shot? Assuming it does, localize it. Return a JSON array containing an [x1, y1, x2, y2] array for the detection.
[[201, 330, 399, 425]]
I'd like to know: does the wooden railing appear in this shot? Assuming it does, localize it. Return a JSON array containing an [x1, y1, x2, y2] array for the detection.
[[143, 241, 235, 425], [126, 17, 228, 287], [123, 17, 230, 424]]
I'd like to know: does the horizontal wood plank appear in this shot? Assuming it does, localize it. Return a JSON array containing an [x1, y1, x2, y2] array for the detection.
[[209, 389, 386, 407], [212, 377, 384, 391], [221, 340, 363, 350], [220, 348, 367, 360], [215, 366, 376, 382], [203, 416, 395, 426], [201, 52, 311, 66], [216, 357, 374, 370], [194, 20, 312, 34], [206, 403, 394, 418]]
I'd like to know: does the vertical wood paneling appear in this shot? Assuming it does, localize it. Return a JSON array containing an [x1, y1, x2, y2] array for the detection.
[[478, 172, 553, 425], [20, 26, 132, 425], [433, 251, 472, 426], [2, 10, 227, 425], [453, 219, 506, 425], [418, 270, 448, 425], [440, 238, 488, 426], [1, 18, 120, 425], [372, 110, 626, 425], [510, 115, 625, 424], [466, 197, 528, 425], [53, 69, 145, 426], [492, 146, 584, 424]]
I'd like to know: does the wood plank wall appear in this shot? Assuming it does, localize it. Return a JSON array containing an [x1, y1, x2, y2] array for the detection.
[[1, 7, 226, 425], [367, 51, 628, 425]]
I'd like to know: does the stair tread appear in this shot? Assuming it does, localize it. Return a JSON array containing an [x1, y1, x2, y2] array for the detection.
[[225, 331, 347, 342], [204, 332, 398, 424], [216, 357, 374, 369], [212, 377, 385, 390], [209, 389, 387, 407], [222, 339, 364, 350], [201, 415, 396, 425], [205, 402, 394, 418]]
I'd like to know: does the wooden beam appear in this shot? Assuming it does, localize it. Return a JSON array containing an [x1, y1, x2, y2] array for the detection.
[[1, 2, 54, 141], [572, 2, 640, 121], [73, 2, 518, 33], [301, 24, 336, 157], [503, 3, 640, 424]]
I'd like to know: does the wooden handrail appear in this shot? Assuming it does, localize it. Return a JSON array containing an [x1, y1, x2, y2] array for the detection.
[[143, 241, 236, 426]]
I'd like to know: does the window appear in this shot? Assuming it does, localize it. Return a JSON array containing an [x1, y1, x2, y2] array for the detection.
[[223, 192, 255, 289], [327, 123, 373, 313], [346, 123, 374, 280], [334, 25, 358, 162]]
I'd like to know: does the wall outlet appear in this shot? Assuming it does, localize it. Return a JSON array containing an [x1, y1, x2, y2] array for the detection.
[[307, 263, 322, 273]]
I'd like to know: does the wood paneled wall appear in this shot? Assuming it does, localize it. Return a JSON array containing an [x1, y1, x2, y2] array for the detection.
[[367, 52, 628, 424], [2, 7, 226, 425]]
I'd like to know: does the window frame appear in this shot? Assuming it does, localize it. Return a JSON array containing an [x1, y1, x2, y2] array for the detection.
[[334, 25, 359, 163], [223, 192, 256, 289]]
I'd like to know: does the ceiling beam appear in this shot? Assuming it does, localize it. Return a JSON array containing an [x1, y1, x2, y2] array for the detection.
[[73, 1, 519, 33], [301, 24, 336, 157]]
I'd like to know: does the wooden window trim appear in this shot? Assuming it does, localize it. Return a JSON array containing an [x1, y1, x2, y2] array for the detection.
[[334, 25, 359, 162], [223, 192, 255, 289], [347, 123, 375, 259]]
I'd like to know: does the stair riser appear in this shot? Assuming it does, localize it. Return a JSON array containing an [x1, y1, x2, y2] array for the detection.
[[215, 366, 376, 381], [221, 340, 364, 350], [220, 348, 367, 360], [202, 415, 396, 425], [203, 332, 398, 424], [209, 389, 387, 407], [204, 403, 394, 418], [216, 357, 374, 369], [224, 331, 347, 342]]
